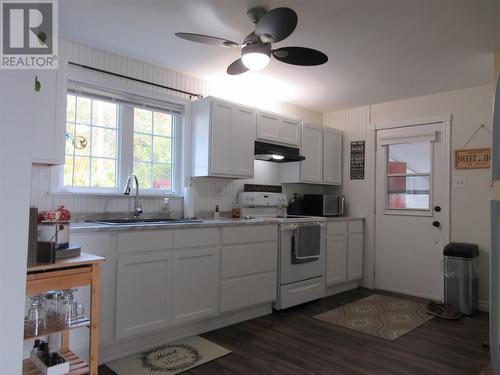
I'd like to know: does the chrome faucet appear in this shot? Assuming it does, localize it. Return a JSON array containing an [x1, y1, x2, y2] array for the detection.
[[123, 174, 143, 218]]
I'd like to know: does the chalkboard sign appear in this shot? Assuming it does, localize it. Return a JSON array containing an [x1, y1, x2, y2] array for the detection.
[[350, 141, 365, 179]]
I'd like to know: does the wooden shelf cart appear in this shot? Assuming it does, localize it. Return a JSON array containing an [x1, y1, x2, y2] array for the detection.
[[23, 252, 105, 375]]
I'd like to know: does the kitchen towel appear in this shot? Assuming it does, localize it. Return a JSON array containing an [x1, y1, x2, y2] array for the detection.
[[295, 224, 321, 259]]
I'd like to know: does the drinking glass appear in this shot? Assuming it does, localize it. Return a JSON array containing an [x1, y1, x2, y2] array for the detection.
[[60, 289, 85, 325], [26, 295, 47, 336]]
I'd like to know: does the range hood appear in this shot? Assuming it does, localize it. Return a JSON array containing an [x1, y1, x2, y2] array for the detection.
[[254, 141, 305, 163]]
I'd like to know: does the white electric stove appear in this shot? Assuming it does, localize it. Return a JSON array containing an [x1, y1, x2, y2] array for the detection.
[[238, 192, 326, 310]]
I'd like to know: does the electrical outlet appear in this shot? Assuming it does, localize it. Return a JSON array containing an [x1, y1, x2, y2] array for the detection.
[[454, 175, 467, 189]]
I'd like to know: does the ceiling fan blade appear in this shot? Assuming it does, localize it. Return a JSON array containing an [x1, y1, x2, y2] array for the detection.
[[255, 7, 297, 43], [227, 58, 249, 75], [272, 47, 328, 66], [175, 32, 240, 47]]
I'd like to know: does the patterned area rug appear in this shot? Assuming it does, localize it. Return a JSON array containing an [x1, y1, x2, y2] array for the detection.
[[106, 336, 231, 374], [314, 294, 433, 341]]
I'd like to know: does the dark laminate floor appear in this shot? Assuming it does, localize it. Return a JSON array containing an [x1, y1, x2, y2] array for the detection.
[[100, 288, 490, 375]]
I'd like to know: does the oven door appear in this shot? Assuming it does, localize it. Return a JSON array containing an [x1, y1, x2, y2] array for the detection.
[[279, 223, 325, 285]]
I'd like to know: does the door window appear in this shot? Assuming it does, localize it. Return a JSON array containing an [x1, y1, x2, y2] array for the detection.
[[386, 142, 431, 210]]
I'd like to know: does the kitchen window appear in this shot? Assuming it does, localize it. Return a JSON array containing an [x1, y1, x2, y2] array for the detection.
[[60, 87, 183, 195]]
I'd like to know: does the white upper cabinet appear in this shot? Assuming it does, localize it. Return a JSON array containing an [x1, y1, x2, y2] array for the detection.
[[256, 111, 300, 146], [300, 123, 324, 183], [323, 127, 343, 185], [280, 124, 343, 185], [32, 60, 67, 165], [192, 97, 256, 178]]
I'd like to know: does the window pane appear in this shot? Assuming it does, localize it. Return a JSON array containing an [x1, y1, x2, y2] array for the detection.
[[74, 124, 91, 156], [73, 157, 90, 186], [76, 96, 91, 124], [153, 136, 171, 163], [92, 100, 117, 128], [66, 95, 76, 122], [65, 123, 75, 154], [92, 128, 116, 158], [388, 142, 430, 174], [152, 163, 172, 190], [134, 134, 152, 161], [64, 94, 118, 189], [134, 161, 152, 189], [91, 158, 116, 187], [64, 155, 74, 186], [154, 112, 172, 136], [387, 175, 430, 209], [134, 108, 152, 133]]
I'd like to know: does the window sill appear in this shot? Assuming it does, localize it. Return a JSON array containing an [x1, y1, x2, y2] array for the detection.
[[48, 191, 183, 199]]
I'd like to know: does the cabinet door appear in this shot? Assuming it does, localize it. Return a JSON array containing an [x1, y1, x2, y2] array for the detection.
[[171, 247, 219, 324], [257, 111, 280, 142], [115, 253, 172, 339], [210, 101, 233, 175], [279, 118, 300, 146], [323, 127, 342, 185], [347, 233, 364, 281], [326, 234, 347, 286], [230, 105, 256, 177], [300, 123, 323, 183], [32, 64, 67, 164]]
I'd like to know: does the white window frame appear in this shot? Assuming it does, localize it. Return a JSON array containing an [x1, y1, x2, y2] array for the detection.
[[50, 65, 189, 197]]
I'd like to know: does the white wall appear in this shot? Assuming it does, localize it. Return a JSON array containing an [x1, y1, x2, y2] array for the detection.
[[0, 71, 35, 373], [30, 39, 324, 218], [324, 84, 494, 306]]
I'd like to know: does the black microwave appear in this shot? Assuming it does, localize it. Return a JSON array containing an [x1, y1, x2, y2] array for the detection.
[[303, 194, 346, 217]]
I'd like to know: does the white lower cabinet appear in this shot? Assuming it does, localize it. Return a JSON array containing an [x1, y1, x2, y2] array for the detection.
[[326, 234, 347, 286], [326, 220, 364, 287], [171, 247, 219, 324], [220, 272, 277, 312], [347, 233, 364, 281], [219, 225, 278, 313], [115, 253, 172, 339]]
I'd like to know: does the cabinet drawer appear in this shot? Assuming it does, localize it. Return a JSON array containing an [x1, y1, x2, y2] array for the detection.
[[117, 230, 173, 254], [222, 225, 277, 244], [348, 220, 363, 234], [221, 242, 277, 278], [327, 221, 348, 235], [220, 272, 277, 312], [278, 277, 325, 310], [173, 228, 218, 249]]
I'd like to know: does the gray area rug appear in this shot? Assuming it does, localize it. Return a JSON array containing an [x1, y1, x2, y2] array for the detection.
[[314, 294, 433, 341]]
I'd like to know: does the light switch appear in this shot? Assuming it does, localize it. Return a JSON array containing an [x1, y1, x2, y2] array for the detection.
[[454, 175, 467, 189]]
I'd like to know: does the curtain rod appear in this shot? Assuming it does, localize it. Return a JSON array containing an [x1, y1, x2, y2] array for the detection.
[[68, 61, 204, 100]]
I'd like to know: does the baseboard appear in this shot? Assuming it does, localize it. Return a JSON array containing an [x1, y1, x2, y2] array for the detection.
[[99, 303, 272, 364], [324, 280, 361, 297], [477, 299, 489, 312]]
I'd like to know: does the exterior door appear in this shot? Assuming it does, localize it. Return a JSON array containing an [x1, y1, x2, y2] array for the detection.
[[375, 122, 447, 300]]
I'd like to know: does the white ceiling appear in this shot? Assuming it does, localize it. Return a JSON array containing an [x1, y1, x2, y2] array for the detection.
[[60, 0, 500, 113]]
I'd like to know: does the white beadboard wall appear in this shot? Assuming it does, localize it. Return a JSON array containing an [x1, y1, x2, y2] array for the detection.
[[323, 106, 371, 217], [30, 39, 323, 216]]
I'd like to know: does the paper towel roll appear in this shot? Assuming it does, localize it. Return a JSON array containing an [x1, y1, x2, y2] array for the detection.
[[183, 186, 195, 219]]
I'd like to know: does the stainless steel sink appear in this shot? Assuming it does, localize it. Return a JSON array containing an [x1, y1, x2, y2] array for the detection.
[[87, 218, 203, 225]]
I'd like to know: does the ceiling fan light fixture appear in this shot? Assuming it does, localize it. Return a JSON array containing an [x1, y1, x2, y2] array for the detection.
[[241, 43, 271, 71]]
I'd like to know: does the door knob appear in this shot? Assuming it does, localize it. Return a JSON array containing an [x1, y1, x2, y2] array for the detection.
[[432, 221, 440, 227], [434, 206, 441, 212]]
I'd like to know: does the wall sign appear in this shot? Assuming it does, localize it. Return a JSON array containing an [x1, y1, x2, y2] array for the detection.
[[454, 148, 491, 169], [350, 141, 365, 179]]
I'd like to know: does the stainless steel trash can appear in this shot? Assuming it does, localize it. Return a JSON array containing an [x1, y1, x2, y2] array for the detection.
[[443, 242, 479, 316]]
